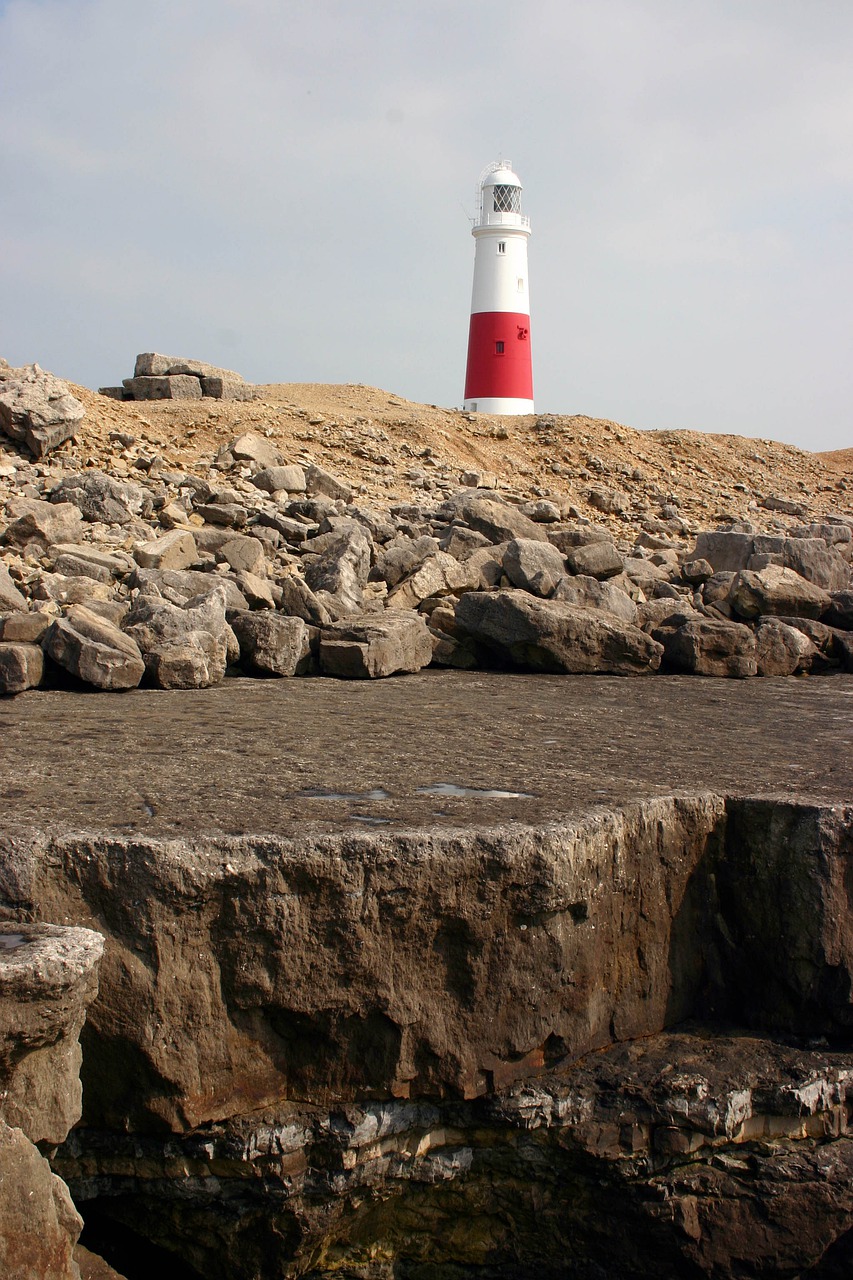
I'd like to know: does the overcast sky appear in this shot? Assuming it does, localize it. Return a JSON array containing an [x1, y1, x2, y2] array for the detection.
[[1, 0, 851, 451]]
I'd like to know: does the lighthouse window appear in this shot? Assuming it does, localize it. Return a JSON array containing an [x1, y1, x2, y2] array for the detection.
[[517, 277, 524, 291], [492, 184, 521, 214], [497, 241, 506, 254], [495, 341, 505, 354]]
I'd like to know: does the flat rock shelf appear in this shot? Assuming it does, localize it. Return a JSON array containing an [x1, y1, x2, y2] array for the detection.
[[2, 670, 852, 838]]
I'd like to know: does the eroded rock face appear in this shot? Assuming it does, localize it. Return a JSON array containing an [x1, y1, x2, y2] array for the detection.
[[0, 923, 104, 1280], [0, 363, 85, 457], [13, 799, 851, 1279]]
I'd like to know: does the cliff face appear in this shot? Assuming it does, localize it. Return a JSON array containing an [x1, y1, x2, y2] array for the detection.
[[5, 794, 853, 1277], [0, 923, 103, 1280]]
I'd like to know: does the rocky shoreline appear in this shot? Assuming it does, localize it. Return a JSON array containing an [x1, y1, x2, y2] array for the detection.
[[1, 358, 852, 697], [2, 355, 853, 1277]]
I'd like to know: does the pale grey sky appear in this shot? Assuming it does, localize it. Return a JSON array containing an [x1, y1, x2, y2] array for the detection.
[[1, 0, 851, 451]]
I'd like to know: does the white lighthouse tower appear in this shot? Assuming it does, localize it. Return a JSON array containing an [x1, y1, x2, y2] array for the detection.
[[463, 161, 533, 414]]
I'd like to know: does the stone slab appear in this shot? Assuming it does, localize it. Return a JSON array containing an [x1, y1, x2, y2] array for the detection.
[[0, 672, 850, 839]]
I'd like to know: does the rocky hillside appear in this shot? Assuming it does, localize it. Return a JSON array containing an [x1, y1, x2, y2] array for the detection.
[[68, 379, 851, 535]]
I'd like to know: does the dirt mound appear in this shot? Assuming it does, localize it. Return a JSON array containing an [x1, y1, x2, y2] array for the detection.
[[61, 381, 850, 538]]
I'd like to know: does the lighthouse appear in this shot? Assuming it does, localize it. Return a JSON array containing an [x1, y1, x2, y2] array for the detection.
[[463, 161, 533, 415]]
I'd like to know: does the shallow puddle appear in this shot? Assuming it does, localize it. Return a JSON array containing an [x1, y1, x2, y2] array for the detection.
[[0, 933, 28, 951], [416, 783, 535, 799]]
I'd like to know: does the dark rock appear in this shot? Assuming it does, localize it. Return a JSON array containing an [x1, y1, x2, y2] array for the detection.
[[503, 538, 567, 597], [656, 618, 757, 678], [755, 619, 815, 676], [564, 539, 624, 580], [728, 566, 831, 620], [370, 535, 439, 587], [825, 589, 853, 631], [454, 590, 662, 674]]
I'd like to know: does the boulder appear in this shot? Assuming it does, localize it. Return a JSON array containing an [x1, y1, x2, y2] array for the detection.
[[755, 619, 816, 677], [680, 558, 714, 586], [552, 574, 639, 626], [656, 618, 757, 678], [192, 502, 248, 528], [44, 606, 145, 690], [370, 536, 439, 588], [134, 529, 198, 571], [233, 570, 276, 610], [4, 498, 84, 549], [454, 590, 663, 675], [0, 611, 51, 644], [32, 573, 114, 606], [303, 527, 372, 615], [438, 526, 491, 561], [252, 465, 307, 494], [692, 531, 755, 573], [133, 353, 245, 380], [230, 612, 311, 676], [0, 642, 44, 694], [564, 540, 624, 580], [128, 567, 249, 612], [122, 375, 202, 400], [0, 564, 27, 612], [386, 551, 479, 609], [199, 375, 254, 401], [305, 463, 353, 503], [444, 495, 549, 545], [219, 534, 267, 577], [502, 538, 567, 597], [277, 575, 332, 626], [0, 363, 84, 457], [228, 432, 283, 469], [728, 566, 831, 621], [123, 586, 233, 689], [548, 526, 613, 554], [50, 472, 145, 525], [825, 590, 853, 631], [319, 611, 433, 678]]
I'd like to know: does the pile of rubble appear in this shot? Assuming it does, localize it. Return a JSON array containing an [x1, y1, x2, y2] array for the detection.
[[1, 360, 851, 696], [99, 352, 255, 402]]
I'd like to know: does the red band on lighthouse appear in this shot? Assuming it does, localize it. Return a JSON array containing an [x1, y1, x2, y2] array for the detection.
[[464, 311, 533, 401], [463, 161, 534, 415]]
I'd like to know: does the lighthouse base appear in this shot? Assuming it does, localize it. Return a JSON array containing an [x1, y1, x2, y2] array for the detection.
[[463, 396, 535, 415]]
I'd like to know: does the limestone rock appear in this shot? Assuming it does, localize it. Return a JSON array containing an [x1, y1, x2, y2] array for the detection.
[[370, 535, 440, 588], [123, 585, 232, 689], [0, 563, 27, 612], [502, 538, 567, 597], [444, 494, 549, 545], [320, 610, 433, 677], [0, 362, 84, 458], [228, 432, 283, 469], [552, 573, 639, 625], [128, 567, 249, 612], [122, 375, 202, 400], [728, 566, 831, 621], [252, 464, 307, 494], [32, 573, 114, 606], [50, 473, 145, 526], [564, 539, 624, 580], [0, 611, 51, 643], [454, 590, 663, 674], [755, 618, 816, 676], [305, 463, 353, 503], [693, 530, 755, 573], [4, 497, 84, 548], [199, 375, 254, 401], [233, 570, 276, 609], [133, 353, 245, 380], [278, 575, 332, 625], [231, 611, 311, 676], [134, 529, 197, 571], [303, 527, 371, 616], [44, 606, 145, 690], [386, 551, 479, 609], [0, 641, 44, 694], [656, 618, 758, 678], [219, 534, 266, 576]]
